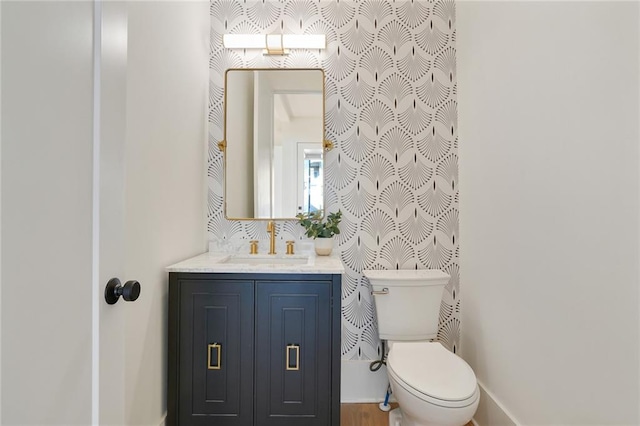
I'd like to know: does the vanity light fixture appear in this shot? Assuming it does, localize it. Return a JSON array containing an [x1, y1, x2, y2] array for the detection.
[[223, 34, 326, 55]]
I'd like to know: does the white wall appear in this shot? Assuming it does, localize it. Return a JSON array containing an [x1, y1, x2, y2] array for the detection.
[[0, 1, 3, 419], [124, 2, 208, 424], [226, 71, 254, 218], [457, 2, 639, 425], [254, 72, 273, 218], [1, 2, 94, 424]]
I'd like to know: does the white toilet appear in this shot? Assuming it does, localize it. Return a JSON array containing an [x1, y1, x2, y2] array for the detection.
[[363, 269, 479, 426]]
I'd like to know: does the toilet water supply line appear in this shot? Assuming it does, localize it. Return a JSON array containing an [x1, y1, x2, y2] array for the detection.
[[380, 384, 392, 412], [369, 340, 392, 412]]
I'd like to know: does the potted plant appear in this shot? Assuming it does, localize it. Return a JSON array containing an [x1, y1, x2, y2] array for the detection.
[[296, 210, 342, 256]]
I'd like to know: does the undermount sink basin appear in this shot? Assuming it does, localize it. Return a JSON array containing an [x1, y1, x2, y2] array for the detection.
[[220, 255, 311, 266]]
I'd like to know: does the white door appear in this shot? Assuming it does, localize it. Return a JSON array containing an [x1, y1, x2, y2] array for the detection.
[[96, 2, 128, 424], [296, 143, 324, 215], [1, 1, 207, 425], [2, 1, 102, 424]]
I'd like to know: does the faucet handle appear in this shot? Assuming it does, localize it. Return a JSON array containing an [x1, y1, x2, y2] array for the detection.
[[249, 240, 259, 254], [286, 240, 295, 255]]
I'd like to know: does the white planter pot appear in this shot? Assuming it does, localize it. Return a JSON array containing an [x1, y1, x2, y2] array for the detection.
[[314, 237, 334, 256]]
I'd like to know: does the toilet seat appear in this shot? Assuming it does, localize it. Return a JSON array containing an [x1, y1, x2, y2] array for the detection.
[[387, 341, 479, 408]]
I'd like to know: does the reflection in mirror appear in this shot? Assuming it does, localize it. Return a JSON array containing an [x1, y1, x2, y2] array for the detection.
[[224, 69, 325, 220], [300, 145, 323, 215]]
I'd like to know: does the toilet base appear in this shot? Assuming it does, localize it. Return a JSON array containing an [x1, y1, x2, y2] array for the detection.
[[389, 407, 403, 426], [388, 405, 473, 426], [389, 407, 422, 426]]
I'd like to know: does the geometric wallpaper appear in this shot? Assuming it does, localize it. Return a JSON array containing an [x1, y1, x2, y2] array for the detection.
[[208, 0, 458, 360]]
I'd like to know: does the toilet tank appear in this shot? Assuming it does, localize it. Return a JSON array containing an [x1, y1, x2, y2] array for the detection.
[[363, 269, 450, 341]]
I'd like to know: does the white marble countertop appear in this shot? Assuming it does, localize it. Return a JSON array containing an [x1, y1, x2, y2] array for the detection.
[[166, 251, 345, 274]]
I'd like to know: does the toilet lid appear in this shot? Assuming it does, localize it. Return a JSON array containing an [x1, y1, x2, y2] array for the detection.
[[388, 341, 477, 402]]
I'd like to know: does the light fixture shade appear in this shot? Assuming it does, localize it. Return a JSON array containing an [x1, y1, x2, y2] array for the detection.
[[266, 34, 284, 54], [223, 33, 326, 53]]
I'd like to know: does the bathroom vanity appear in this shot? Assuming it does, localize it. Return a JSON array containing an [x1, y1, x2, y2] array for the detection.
[[165, 66, 344, 425], [166, 252, 343, 426]]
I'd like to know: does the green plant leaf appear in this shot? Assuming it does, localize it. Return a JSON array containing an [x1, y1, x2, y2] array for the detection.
[[296, 209, 342, 239]]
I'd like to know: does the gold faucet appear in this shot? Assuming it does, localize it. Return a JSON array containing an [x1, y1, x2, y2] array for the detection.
[[266, 221, 276, 255], [286, 240, 295, 255]]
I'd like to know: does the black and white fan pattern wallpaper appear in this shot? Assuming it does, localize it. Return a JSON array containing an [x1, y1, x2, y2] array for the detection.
[[209, 0, 458, 360]]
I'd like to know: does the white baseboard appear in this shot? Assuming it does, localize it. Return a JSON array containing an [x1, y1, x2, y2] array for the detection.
[[341, 360, 393, 403], [158, 414, 166, 426], [473, 380, 519, 426]]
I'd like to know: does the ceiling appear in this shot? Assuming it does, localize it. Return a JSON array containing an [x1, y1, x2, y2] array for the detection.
[[274, 93, 323, 121]]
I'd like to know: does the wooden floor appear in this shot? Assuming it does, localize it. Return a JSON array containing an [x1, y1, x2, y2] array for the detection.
[[341, 403, 473, 426], [341, 403, 398, 426]]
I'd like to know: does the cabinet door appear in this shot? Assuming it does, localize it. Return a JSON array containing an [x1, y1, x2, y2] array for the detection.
[[255, 281, 332, 426], [179, 280, 254, 426]]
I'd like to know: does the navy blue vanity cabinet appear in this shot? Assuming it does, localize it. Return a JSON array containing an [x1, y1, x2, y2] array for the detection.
[[169, 277, 255, 426], [168, 272, 341, 426], [255, 281, 332, 425]]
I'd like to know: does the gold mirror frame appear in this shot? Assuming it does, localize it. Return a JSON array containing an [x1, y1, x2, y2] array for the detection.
[[221, 68, 333, 221]]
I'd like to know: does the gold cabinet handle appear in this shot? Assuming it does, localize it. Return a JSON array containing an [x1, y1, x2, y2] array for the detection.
[[208, 343, 221, 370], [286, 344, 300, 371]]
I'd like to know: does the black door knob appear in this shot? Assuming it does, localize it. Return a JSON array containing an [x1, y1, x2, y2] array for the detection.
[[105, 278, 141, 305]]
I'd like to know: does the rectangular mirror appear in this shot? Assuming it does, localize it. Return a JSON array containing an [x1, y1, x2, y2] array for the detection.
[[223, 68, 326, 220]]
